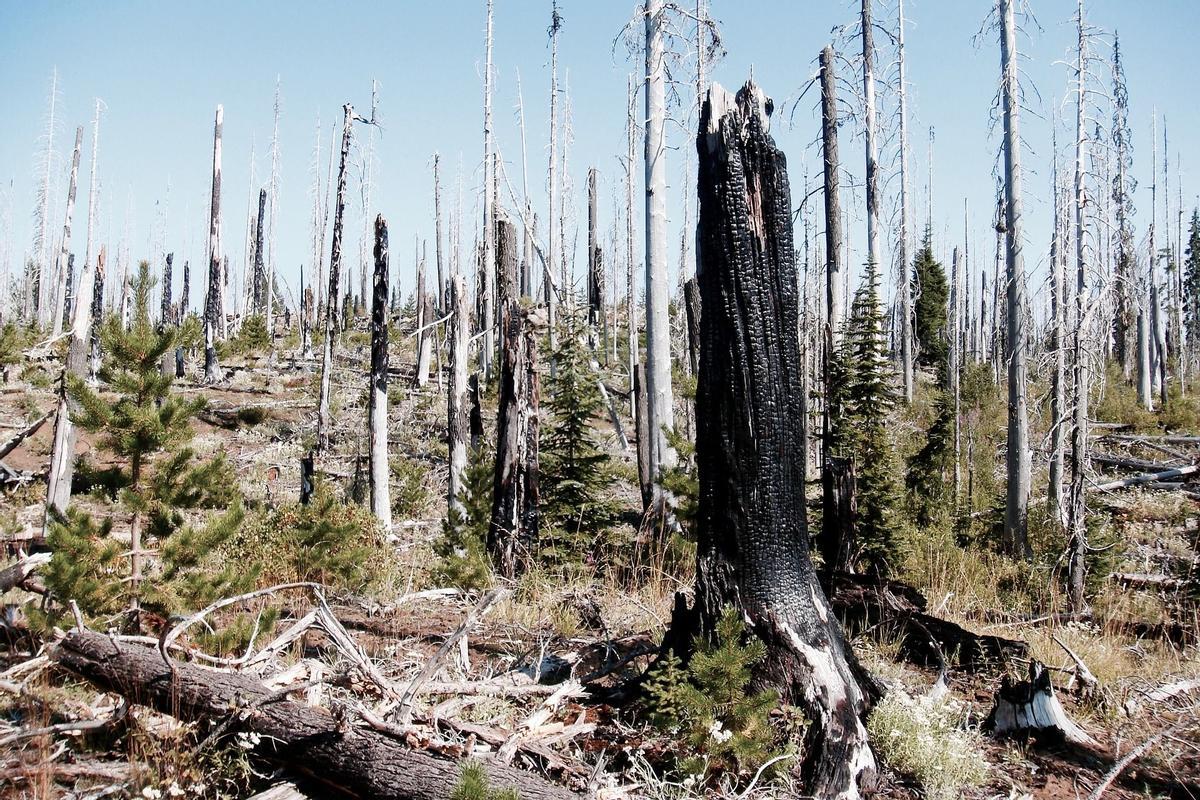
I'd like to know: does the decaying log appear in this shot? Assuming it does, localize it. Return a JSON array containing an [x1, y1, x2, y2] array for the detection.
[[0, 413, 50, 461], [0, 552, 51, 593], [1093, 465, 1199, 492], [686, 80, 876, 798], [1110, 572, 1186, 590], [986, 660, 1096, 746], [52, 630, 576, 800]]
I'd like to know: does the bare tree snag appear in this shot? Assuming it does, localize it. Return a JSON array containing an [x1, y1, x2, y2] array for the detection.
[[488, 218, 539, 579], [415, 292, 435, 389], [820, 47, 843, 346], [253, 188, 267, 315], [821, 457, 856, 577], [481, 0, 495, 381], [89, 248, 106, 379], [448, 272, 470, 516], [50, 125, 83, 338], [317, 104, 354, 452], [683, 277, 700, 376], [999, 0, 1031, 558], [634, 364, 652, 511], [896, 0, 914, 402], [300, 451, 315, 505], [687, 81, 876, 799], [369, 215, 392, 531], [643, 0, 676, 479], [160, 252, 174, 377], [204, 105, 224, 384], [51, 631, 576, 800], [586, 167, 606, 353]]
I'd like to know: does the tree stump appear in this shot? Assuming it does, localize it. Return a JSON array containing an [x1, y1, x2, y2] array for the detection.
[[986, 661, 1096, 746]]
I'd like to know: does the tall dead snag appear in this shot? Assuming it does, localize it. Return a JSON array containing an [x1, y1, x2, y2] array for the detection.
[[683, 277, 700, 375], [488, 218, 539, 578], [896, 0, 914, 402], [50, 126, 83, 338], [160, 252, 174, 377], [203, 105, 224, 384], [587, 167, 607, 352], [44, 107, 102, 532], [252, 188, 267, 315], [369, 215, 392, 531], [317, 104, 354, 452], [448, 272, 471, 516], [644, 0, 677, 480], [687, 81, 875, 798], [999, 0, 1031, 558]]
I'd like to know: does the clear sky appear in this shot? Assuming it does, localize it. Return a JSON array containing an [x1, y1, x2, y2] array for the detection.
[[1, 0, 1198, 320]]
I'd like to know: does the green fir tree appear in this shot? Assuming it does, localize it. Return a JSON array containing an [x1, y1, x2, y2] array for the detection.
[[1184, 210, 1200, 345], [912, 229, 950, 376]]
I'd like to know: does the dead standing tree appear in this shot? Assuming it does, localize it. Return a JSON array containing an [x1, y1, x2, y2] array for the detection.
[[203, 105, 224, 384], [49, 125, 83, 338], [369, 215, 391, 531], [681, 81, 876, 799], [487, 217, 539, 578]]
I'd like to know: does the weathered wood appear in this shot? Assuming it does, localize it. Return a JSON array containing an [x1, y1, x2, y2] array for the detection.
[[0, 413, 50, 460], [447, 273, 470, 515], [986, 661, 1096, 746], [819, 46, 843, 344], [369, 215, 391, 530], [49, 126, 83, 337], [160, 252, 175, 377], [51, 631, 576, 800], [687, 80, 875, 798], [300, 451, 315, 505], [682, 277, 700, 376], [633, 363, 652, 511], [317, 104, 354, 452], [488, 219, 539, 578], [253, 188, 268, 315], [1093, 464, 1198, 492], [0, 552, 51, 593], [820, 456, 856, 576], [204, 105, 224, 383]]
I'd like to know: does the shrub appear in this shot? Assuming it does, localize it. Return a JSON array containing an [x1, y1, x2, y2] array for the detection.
[[432, 444, 495, 591], [866, 690, 988, 800], [449, 762, 518, 800]]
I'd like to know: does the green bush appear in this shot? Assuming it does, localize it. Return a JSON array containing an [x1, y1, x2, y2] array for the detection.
[[449, 762, 518, 800], [432, 444, 495, 591]]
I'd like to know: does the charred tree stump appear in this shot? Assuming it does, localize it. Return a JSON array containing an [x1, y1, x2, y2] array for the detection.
[[685, 81, 876, 798], [300, 451, 315, 505], [488, 219, 539, 578], [368, 215, 391, 530], [52, 631, 575, 800], [820, 456, 856, 577], [986, 660, 1096, 746], [683, 277, 701, 376]]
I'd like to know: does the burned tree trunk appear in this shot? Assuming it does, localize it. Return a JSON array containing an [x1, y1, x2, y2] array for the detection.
[[634, 364, 653, 512], [448, 272, 470, 516], [50, 126, 83, 338], [414, 292, 435, 388], [204, 105, 224, 384], [488, 218, 539, 579], [586, 167, 606, 352], [52, 631, 575, 800], [369, 215, 392, 531], [317, 104, 354, 452], [253, 188, 267, 315], [683, 277, 701, 376], [160, 252, 174, 377], [686, 81, 875, 798], [821, 456, 856, 577]]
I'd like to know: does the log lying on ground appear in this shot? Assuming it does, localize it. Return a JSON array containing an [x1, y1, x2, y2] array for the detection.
[[0, 552, 51, 593], [0, 413, 50, 460], [985, 661, 1096, 746], [827, 572, 1028, 672], [1093, 465, 1199, 492], [52, 630, 576, 800]]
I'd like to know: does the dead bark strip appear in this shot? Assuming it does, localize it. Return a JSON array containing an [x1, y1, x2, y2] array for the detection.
[[51, 631, 576, 800], [688, 80, 876, 799], [488, 218, 539, 578], [369, 215, 391, 530]]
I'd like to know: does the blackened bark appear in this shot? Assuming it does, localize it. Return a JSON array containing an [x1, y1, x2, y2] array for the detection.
[[160, 252, 174, 377], [180, 261, 190, 324], [301, 450, 315, 504], [253, 188, 267, 315], [820, 456, 856, 577], [683, 277, 701, 376], [690, 81, 876, 798], [468, 374, 484, 451], [634, 364, 652, 511], [317, 104, 354, 452], [204, 106, 224, 384], [89, 249, 106, 377], [488, 220, 539, 578], [64, 253, 75, 323], [369, 215, 392, 530]]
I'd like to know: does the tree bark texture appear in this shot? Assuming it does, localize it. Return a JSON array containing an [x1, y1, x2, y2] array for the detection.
[[254, 188, 267, 316], [448, 273, 470, 516], [369, 215, 392, 530], [50, 126, 83, 338], [318, 104, 354, 452], [690, 81, 876, 799], [488, 221, 539, 579], [52, 631, 575, 800], [204, 105, 224, 384], [820, 46, 843, 346]]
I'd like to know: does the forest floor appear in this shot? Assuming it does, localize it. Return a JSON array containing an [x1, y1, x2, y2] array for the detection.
[[1, 333, 1199, 799]]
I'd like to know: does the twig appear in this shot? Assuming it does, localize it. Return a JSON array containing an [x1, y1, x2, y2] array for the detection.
[[1087, 727, 1175, 800]]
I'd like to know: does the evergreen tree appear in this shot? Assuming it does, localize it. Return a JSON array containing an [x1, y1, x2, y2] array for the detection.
[[42, 262, 247, 631], [433, 443, 496, 590], [539, 309, 614, 568], [1185, 210, 1200, 345], [843, 259, 902, 574], [906, 393, 954, 529], [912, 229, 949, 375]]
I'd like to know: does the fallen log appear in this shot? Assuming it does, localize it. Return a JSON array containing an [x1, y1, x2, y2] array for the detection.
[[0, 413, 51, 460], [1093, 465, 1199, 492], [986, 661, 1096, 746], [52, 630, 577, 800], [1110, 572, 1187, 591], [1090, 453, 1182, 472], [0, 552, 51, 593]]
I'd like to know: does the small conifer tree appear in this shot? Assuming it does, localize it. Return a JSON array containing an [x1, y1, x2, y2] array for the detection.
[[538, 309, 615, 568], [1184, 210, 1200, 345], [912, 229, 950, 376], [433, 443, 496, 590], [42, 262, 247, 631]]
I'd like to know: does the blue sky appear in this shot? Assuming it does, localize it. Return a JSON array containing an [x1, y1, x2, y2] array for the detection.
[[1, 1, 1198, 319]]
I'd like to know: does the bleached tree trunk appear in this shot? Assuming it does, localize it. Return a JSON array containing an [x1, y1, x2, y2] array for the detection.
[[896, 0, 914, 402], [1138, 300, 1152, 409], [1067, 0, 1090, 613], [517, 71, 533, 300], [88, 248, 106, 380], [1050, 172, 1067, 526], [860, 0, 883, 332], [433, 153, 446, 311], [488, 217, 539, 577], [951, 246, 962, 501], [820, 46, 843, 347], [448, 271, 470, 516], [266, 78, 281, 343], [999, 0, 1031, 558], [317, 104, 354, 452], [546, 2, 561, 361], [689, 82, 876, 799], [49, 126, 83, 338], [33, 68, 58, 327], [625, 73, 638, 417], [480, 0, 495, 380], [203, 105, 224, 384], [44, 106, 102, 533], [1150, 112, 1167, 406], [368, 215, 392, 531], [644, 0, 676, 477]]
